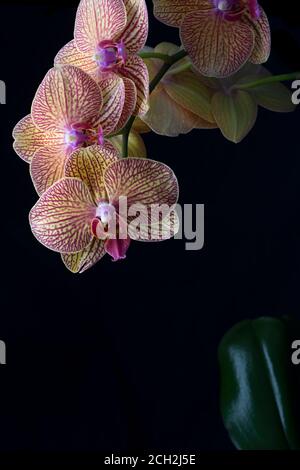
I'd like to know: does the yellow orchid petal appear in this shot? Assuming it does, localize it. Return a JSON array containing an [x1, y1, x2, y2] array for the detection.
[[132, 117, 151, 134], [248, 7, 271, 64], [64, 143, 119, 204], [62, 238, 106, 273], [141, 86, 198, 136], [155, 42, 180, 55], [194, 116, 217, 129], [154, 42, 192, 77], [104, 158, 178, 210], [98, 74, 125, 135], [30, 146, 68, 196], [110, 130, 147, 158], [252, 82, 296, 113], [75, 0, 127, 54], [32, 65, 103, 132], [119, 55, 149, 116], [54, 40, 98, 81], [115, 77, 137, 130], [153, 0, 206, 27], [212, 90, 258, 143], [119, 0, 149, 54], [180, 9, 255, 77], [129, 208, 180, 241], [13, 114, 62, 163], [164, 69, 215, 122], [30, 178, 96, 254]]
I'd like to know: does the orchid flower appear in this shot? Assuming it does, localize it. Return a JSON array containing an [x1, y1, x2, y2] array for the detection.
[[55, 0, 149, 122], [29, 145, 179, 273], [198, 63, 296, 143], [13, 65, 125, 195], [141, 42, 217, 136], [153, 0, 271, 78]]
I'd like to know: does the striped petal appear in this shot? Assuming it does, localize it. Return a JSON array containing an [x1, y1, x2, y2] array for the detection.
[[110, 130, 147, 158], [164, 69, 214, 122], [248, 7, 271, 64], [98, 75, 125, 135], [119, 0, 148, 54], [104, 158, 178, 210], [13, 115, 46, 163], [116, 77, 137, 130], [62, 238, 106, 273], [153, 0, 208, 27], [75, 0, 127, 54], [32, 65, 103, 131], [54, 40, 98, 81], [212, 90, 258, 143], [180, 10, 255, 77], [119, 55, 149, 115], [64, 143, 119, 204], [30, 178, 96, 254], [129, 208, 180, 241], [30, 146, 68, 196], [141, 85, 198, 136]]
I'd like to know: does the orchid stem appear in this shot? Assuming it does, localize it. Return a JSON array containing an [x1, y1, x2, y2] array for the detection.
[[237, 72, 300, 90], [138, 51, 174, 63], [119, 50, 188, 157]]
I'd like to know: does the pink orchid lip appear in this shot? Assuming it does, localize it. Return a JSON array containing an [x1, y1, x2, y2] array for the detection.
[[91, 201, 130, 261], [104, 238, 131, 262], [95, 40, 127, 72], [64, 127, 88, 150], [64, 125, 105, 150], [212, 0, 259, 21]]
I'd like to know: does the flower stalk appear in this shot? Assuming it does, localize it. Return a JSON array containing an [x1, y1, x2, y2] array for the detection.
[[236, 72, 300, 90], [120, 49, 189, 157]]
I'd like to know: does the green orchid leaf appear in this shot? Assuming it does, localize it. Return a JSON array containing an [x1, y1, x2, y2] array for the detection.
[[219, 317, 300, 450]]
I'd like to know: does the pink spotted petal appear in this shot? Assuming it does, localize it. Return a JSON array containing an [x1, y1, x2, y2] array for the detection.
[[115, 77, 137, 130], [62, 238, 106, 273], [30, 146, 68, 195], [180, 9, 255, 77], [119, 55, 149, 115], [104, 237, 131, 261], [54, 40, 98, 82], [248, 7, 271, 64], [32, 65, 103, 132], [13, 115, 66, 164], [64, 143, 119, 204], [98, 74, 125, 135], [104, 158, 179, 212], [30, 178, 96, 254], [119, 0, 148, 54], [153, 0, 209, 27], [75, 0, 127, 54]]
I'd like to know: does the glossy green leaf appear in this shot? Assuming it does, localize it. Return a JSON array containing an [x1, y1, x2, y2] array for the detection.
[[219, 317, 300, 450]]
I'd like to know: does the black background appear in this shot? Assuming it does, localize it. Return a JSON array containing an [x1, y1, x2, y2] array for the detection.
[[0, 0, 300, 455]]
